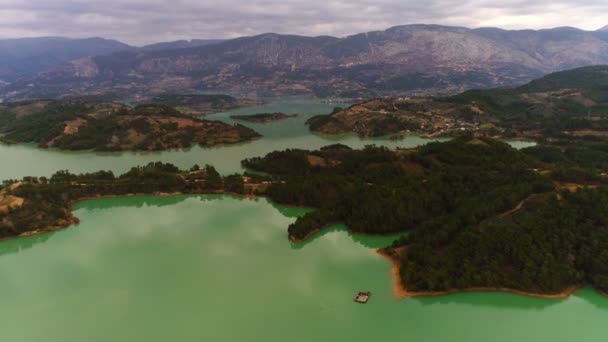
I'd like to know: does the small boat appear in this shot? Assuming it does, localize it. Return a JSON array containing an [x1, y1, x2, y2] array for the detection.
[[354, 291, 371, 304]]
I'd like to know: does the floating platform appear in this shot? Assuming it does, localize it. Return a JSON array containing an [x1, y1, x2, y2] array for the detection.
[[354, 291, 371, 304]]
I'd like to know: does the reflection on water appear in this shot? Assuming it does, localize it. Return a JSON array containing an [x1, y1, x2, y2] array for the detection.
[[290, 223, 403, 250], [0, 232, 53, 257], [0, 194, 604, 342]]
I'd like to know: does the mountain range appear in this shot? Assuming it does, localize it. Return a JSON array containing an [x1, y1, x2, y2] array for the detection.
[[0, 37, 130, 84], [2, 24, 608, 100]]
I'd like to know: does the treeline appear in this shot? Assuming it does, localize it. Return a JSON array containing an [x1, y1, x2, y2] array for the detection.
[[0, 162, 246, 238]]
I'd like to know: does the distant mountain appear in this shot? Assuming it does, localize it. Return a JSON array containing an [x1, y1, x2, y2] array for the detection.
[[598, 25, 608, 32], [140, 39, 225, 52], [4, 25, 608, 100], [0, 37, 133, 84]]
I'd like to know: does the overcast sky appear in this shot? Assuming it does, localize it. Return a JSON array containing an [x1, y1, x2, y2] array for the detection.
[[0, 0, 607, 45]]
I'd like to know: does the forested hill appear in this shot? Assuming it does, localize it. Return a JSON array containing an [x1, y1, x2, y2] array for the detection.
[[515, 65, 608, 92], [308, 65, 608, 140], [244, 137, 608, 296], [0, 99, 260, 151]]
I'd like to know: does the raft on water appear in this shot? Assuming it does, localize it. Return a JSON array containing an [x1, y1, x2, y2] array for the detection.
[[354, 291, 371, 304]]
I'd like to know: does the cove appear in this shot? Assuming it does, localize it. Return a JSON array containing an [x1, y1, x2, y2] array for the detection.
[[0, 99, 534, 181], [0, 194, 605, 342]]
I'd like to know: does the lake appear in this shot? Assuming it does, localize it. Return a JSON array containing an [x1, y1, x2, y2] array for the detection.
[[0, 195, 605, 341], [0, 99, 532, 181], [1, 100, 585, 342]]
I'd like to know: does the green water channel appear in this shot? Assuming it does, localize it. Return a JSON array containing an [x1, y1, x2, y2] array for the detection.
[[0, 99, 532, 181]]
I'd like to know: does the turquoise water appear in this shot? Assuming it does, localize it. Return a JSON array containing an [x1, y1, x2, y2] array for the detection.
[[0, 99, 533, 181], [0, 195, 604, 342], [0, 99, 576, 342]]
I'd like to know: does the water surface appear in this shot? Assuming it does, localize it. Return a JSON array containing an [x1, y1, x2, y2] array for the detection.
[[0, 100, 448, 180], [0, 99, 535, 181], [0, 195, 604, 342]]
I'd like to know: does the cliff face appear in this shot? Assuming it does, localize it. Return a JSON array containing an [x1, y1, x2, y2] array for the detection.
[[4, 25, 608, 100]]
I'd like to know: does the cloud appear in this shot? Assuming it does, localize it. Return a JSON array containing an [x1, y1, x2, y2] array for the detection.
[[0, 0, 606, 45]]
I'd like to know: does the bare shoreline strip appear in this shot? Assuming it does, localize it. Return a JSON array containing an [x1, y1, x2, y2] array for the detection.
[[375, 249, 587, 300]]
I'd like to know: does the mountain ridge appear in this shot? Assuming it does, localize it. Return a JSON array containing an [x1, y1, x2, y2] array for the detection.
[[0, 37, 134, 84], [3, 24, 608, 100]]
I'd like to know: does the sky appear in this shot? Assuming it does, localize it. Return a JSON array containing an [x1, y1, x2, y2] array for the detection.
[[0, 0, 607, 45]]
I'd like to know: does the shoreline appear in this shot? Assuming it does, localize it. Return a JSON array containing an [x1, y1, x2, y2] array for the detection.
[[376, 249, 586, 300], [3, 190, 262, 242], [289, 228, 322, 243], [6, 190, 608, 301], [0, 134, 262, 154], [290, 225, 406, 243]]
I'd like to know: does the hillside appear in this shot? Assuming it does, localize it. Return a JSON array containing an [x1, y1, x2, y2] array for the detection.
[[0, 100, 260, 151], [139, 39, 225, 52], [308, 65, 608, 140], [3, 25, 608, 100], [0, 37, 133, 85]]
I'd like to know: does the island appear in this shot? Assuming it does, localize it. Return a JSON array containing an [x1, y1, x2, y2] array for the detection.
[[307, 65, 608, 142], [3, 136, 608, 298], [0, 100, 261, 151], [230, 112, 299, 123]]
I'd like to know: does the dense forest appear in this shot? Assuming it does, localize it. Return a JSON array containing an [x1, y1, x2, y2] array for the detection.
[[243, 137, 608, 295], [0, 99, 261, 151]]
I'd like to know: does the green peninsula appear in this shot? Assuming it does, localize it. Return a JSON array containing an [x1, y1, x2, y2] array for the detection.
[[0, 100, 261, 151], [0, 162, 265, 238]]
